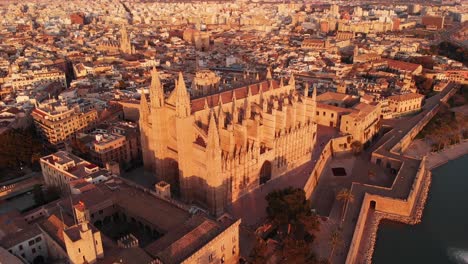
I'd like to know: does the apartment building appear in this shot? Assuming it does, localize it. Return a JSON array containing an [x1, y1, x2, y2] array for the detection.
[[32, 99, 98, 149], [387, 93, 425, 117], [0, 227, 48, 264], [340, 102, 382, 144], [9, 69, 67, 91], [74, 122, 141, 168], [40, 151, 112, 194]]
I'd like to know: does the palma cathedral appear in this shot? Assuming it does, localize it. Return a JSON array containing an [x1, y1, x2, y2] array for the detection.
[[140, 68, 318, 216]]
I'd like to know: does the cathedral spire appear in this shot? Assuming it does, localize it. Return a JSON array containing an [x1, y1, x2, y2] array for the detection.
[[139, 90, 150, 124], [245, 86, 252, 120], [204, 97, 210, 109], [244, 98, 251, 121], [232, 89, 237, 102], [269, 80, 274, 92], [304, 82, 309, 97], [206, 110, 220, 151], [150, 67, 164, 108], [289, 73, 295, 87], [266, 67, 272, 80], [312, 86, 317, 102], [280, 77, 284, 87], [232, 91, 238, 124], [259, 84, 264, 100], [218, 102, 225, 129], [312, 86, 317, 121], [205, 109, 223, 201], [174, 72, 190, 118], [255, 72, 260, 81]]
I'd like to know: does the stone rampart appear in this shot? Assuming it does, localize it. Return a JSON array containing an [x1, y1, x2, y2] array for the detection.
[[304, 135, 352, 198], [345, 160, 428, 264], [306, 83, 457, 263], [391, 84, 458, 154]]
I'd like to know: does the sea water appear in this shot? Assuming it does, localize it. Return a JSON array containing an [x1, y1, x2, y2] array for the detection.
[[373, 155, 468, 264]]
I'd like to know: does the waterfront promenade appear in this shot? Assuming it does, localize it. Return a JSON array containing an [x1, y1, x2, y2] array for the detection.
[[424, 141, 468, 170]]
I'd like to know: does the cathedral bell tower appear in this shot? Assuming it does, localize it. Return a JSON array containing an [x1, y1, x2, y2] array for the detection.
[[205, 110, 225, 216], [139, 90, 154, 171], [149, 68, 169, 182], [174, 72, 195, 202]]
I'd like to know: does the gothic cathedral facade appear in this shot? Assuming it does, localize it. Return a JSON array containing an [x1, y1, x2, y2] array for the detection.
[[140, 68, 317, 216]]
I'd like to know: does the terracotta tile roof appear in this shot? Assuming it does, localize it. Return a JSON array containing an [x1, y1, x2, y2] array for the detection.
[[316, 91, 351, 102], [316, 103, 353, 113], [191, 80, 277, 113], [384, 59, 421, 72], [0, 211, 27, 236], [0, 226, 41, 249], [145, 216, 222, 264], [388, 93, 424, 102], [40, 215, 68, 248], [98, 183, 191, 232]]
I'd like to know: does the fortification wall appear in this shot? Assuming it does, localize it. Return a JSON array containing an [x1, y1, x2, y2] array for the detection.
[[345, 84, 457, 263], [345, 157, 428, 264], [304, 140, 332, 198], [392, 85, 458, 154], [345, 192, 372, 264], [304, 135, 352, 198]]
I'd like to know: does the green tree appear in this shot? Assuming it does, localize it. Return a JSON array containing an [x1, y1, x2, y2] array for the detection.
[[350, 141, 363, 155], [299, 213, 320, 233], [328, 229, 343, 263], [266, 187, 312, 226], [32, 184, 45, 205], [0, 127, 44, 171], [281, 237, 316, 264], [336, 188, 354, 224], [250, 238, 268, 264], [33, 185, 60, 206]]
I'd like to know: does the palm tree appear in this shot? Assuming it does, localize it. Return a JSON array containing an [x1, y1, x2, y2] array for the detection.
[[336, 188, 355, 224], [328, 229, 343, 263], [350, 141, 363, 155]]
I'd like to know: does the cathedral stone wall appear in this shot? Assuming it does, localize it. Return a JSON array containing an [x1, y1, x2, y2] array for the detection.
[[140, 69, 318, 215]]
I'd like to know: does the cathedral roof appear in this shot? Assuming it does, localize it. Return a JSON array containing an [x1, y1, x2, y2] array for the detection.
[[191, 80, 280, 113]]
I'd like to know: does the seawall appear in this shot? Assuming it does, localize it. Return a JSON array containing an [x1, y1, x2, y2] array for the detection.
[[344, 83, 459, 264], [299, 82, 459, 264], [366, 141, 468, 263]]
